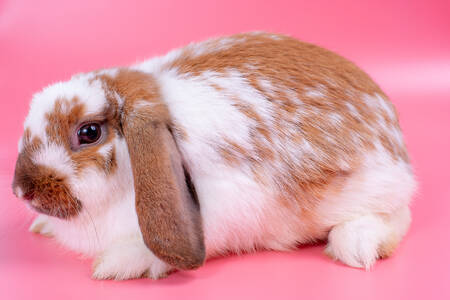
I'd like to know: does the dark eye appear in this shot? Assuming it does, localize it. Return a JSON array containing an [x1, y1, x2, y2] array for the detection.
[[77, 123, 101, 145]]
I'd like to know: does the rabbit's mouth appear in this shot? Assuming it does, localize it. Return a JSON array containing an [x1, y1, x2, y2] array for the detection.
[[27, 194, 82, 219], [14, 181, 83, 219]]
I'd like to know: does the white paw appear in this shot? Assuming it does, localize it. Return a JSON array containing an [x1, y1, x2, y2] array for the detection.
[[29, 215, 53, 237], [325, 215, 391, 270], [92, 238, 173, 280]]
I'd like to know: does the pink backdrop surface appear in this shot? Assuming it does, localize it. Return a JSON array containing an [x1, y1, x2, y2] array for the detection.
[[1, 0, 449, 299]]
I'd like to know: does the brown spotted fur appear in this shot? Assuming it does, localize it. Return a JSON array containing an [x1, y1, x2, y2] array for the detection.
[[165, 32, 410, 209]]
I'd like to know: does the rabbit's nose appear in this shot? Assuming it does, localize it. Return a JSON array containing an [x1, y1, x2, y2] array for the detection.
[[23, 192, 35, 201]]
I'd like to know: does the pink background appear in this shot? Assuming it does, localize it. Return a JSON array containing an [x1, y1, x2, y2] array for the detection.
[[1, 0, 449, 299]]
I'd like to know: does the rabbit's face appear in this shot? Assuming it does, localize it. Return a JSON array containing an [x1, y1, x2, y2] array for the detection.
[[12, 71, 133, 219]]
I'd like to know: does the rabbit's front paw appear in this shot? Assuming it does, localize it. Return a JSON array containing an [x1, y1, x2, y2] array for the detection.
[[92, 238, 173, 280], [29, 215, 53, 237]]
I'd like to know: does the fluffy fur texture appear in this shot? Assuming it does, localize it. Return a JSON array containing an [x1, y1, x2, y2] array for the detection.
[[12, 32, 416, 280]]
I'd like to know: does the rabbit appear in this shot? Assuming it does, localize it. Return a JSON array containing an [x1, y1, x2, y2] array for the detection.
[[12, 32, 416, 280]]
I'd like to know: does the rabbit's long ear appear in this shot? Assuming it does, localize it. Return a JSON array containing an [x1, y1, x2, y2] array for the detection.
[[119, 83, 205, 270]]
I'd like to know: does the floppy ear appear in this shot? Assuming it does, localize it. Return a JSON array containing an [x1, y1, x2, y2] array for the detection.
[[121, 102, 205, 270]]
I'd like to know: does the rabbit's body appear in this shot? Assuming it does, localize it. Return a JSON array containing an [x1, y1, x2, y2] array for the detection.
[[14, 32, 415, 280]]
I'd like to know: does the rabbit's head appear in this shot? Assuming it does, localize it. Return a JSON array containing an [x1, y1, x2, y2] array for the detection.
[[12, 69, 205, 270]]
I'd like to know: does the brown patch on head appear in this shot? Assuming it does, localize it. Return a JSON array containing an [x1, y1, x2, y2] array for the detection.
[[95, 69, 165, 119], [42, 92, 121, 175], [45, 97, 86, 146], [21, 128, 43, 153]]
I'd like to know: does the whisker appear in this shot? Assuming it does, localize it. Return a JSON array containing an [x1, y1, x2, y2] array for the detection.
[[84, 207, 101, 252]]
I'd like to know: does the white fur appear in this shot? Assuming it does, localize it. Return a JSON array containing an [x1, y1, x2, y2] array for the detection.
[[29, 214, 53, 236], [316, 146, 416, 224], [92, 235, 171, 280], [18, 136, 24, 153], [325, 215, 391, 269], [14, 186, 24, 198], [258, 78, 277, 97], [328, 112, 344, 126], [97, 143, 113, 158], [304, 85, 326, 98], [345, 102, 360, 119], [32, 144, 74, 177], [325, 206, 411, 269], [156, 70, 258, 157]]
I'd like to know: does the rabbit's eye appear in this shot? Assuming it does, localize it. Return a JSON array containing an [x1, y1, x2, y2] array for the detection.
[[77, 123, 101, 145]]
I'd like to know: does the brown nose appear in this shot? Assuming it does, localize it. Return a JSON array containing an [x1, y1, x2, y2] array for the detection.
[[23, 192, 34, 201]]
